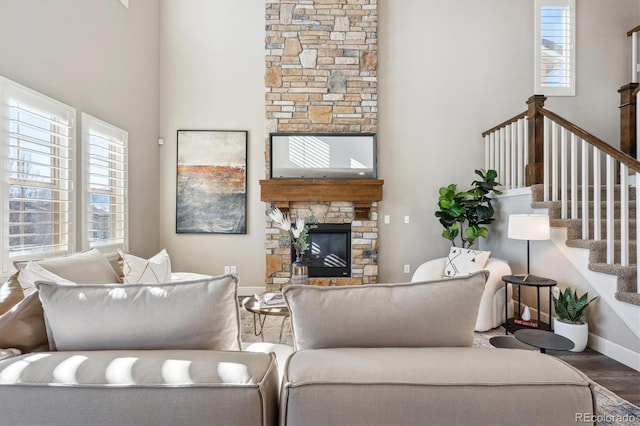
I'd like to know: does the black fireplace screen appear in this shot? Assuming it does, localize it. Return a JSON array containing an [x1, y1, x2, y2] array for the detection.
[[295, 223, 351, 277]]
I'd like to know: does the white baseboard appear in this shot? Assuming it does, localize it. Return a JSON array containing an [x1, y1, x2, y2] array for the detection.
[[238, 286, 266, 297], [588, 333, 640, 372]]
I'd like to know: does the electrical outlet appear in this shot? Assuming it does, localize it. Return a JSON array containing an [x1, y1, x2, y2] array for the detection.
[[224, 266, 230, 274], [384, 215, 390, 224], [230, 265, 237, 273], [553, 287, 560, 298], [403, 264, 411, 274], [404, 215, 410, 224]]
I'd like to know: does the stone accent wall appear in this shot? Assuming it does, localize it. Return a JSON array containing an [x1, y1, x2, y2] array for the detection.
[[264, 0, 378, 289], [265, 202, 379, 290]]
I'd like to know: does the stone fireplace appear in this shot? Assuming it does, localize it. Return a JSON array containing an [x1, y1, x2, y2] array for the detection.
[[262, 0, 379, 290]]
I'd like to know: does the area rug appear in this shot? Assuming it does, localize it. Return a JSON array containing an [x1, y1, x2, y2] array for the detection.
[[240, 309, 640, 426]]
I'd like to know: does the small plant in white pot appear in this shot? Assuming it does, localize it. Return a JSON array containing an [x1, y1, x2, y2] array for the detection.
[[552, 288, 598, 352]]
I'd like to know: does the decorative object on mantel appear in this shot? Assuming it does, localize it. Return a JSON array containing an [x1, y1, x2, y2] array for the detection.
[[176, 130, 247, 234], [435, 169, 502, 248], [267, 207, 318, 286], [553, 288, 599, 352], [507, 213, 550, 280]]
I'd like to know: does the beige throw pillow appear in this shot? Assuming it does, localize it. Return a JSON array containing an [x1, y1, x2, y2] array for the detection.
[[0, 291, 48, 353], [283, 271, 488, 350], [18, 262, 75, 290], [118, 249, 172, 284], [36, 275, 241, 351], [443, 247, 491, 278], [0, 271, 24, 315], [14, 248, 120, 284]]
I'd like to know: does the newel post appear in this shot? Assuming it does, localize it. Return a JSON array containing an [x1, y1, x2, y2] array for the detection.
[[619, 83, 638, 159], [525, 94, 547, 186]]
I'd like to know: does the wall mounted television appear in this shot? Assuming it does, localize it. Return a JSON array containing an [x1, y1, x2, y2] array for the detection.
[[270, 132, 377, 179]]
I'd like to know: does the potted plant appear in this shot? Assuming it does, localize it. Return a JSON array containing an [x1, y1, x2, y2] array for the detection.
[[553, 288, 599, 352], [435, 169, 502, 248]]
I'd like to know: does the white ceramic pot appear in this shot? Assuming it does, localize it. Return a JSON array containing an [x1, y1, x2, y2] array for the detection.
[[553, 318, 588, 352]]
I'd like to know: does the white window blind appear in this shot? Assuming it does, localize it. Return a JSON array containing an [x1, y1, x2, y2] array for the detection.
[[535, 0, 576, 96], [82, 113, 128, 251], [1, 78, 75, 266]]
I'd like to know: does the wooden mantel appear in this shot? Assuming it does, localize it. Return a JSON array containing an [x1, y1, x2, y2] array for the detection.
[[259, 179, 384, 219]]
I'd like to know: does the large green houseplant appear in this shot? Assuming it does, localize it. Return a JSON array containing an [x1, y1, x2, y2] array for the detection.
[[552, 288, 598, 352], [435, 169, 502, 248]]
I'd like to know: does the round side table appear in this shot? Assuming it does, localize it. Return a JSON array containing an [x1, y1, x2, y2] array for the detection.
[[514, 328, 575, 354], [242, 293, 290, 344]]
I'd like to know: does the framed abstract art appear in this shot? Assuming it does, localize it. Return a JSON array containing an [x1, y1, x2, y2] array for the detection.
[[176, 130, 247, 234]]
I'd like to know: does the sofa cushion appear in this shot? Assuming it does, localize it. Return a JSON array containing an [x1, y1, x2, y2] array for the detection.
[[0, 271, 24, 315], [0, 291, 48, 353], [117, 248, 172, 284], [15, 248, 120, 285], [0, 349, 278, 426], [443, 247, 491, 278], [36, 275, 241, 351], [281, 347, 595, 426], [283, 271, 488, 350]]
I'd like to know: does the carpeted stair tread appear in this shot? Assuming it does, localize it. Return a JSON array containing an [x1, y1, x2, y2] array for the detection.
[[530, 183, 638, 306]]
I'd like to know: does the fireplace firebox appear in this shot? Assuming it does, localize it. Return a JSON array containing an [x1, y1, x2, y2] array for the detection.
[[293, 223, 351, 278]]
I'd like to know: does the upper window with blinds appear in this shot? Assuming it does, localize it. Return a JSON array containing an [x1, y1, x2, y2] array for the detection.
[[0, 77, 76, 266], [535, 0, 576, 96], [81, 113, 128, 252]]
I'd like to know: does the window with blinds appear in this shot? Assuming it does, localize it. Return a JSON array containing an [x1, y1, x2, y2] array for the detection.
[[82, 113, 128, 251], [1, 78, 75, 264], [535, 0, 576, 96]]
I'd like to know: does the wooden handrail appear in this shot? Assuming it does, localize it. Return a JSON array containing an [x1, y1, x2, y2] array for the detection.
[[539, 107, 640, 172], [627, 25, 640, 36], [481, 111, 527, 137]]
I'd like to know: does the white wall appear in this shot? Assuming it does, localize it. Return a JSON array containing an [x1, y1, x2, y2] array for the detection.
[[158, 0, 265, 291], [0, 0, 161, 258], [157, 0, 638, 292], [377, 0, 639, 282]]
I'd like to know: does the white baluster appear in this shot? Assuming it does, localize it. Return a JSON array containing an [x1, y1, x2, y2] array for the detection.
[[581, 139, 589, 239], [551, 121, 559, 202], [485, 134, 490, 171], [512, 123, 516, 188], [570, 134, 578, 220], [606, 156, 615, 264], [543, 117, 550, 201], [593, 149, 601, 241], [499, 127, 505, 188], [633, 32, 638, 84], [505, 125, 511, 189], [517, 119, 524, 187], [560, 128, 568, 219], [620, 164, 629, 267]]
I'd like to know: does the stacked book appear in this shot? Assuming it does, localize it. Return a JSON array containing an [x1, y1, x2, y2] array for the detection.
[[259, 292, 287, 308]]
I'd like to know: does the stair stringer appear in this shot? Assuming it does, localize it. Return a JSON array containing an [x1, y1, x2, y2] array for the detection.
[[536, 207, 640, 341]]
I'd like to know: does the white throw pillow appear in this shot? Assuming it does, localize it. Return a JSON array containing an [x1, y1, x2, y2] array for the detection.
[[118, 249, 172, 284], [443, 247, 491, 278], [18, 262, 74, 289], [36, 275, 241, 351]]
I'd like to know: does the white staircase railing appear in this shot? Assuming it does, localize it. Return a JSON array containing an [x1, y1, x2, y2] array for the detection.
[[483, 98, 640, 294]]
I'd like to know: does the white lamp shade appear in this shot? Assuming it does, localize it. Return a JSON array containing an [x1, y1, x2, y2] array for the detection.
[[508, 214, 550, 240]]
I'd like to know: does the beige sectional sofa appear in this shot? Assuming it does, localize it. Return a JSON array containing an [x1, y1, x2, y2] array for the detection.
[[280, 273, 596, 426], [0, 251, 595, 426]]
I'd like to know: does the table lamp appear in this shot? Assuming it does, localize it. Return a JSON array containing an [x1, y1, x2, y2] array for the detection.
[[507, 214, 550, 280]]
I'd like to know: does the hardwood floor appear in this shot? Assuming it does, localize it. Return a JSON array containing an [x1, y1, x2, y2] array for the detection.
[[550, 348, 640, 407]]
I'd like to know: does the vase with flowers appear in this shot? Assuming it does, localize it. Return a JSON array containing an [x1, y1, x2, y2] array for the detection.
[[267, 207, 317, 285]]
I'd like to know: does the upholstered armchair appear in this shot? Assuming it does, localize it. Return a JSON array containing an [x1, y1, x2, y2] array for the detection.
[[411, 257, 514, 332]]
